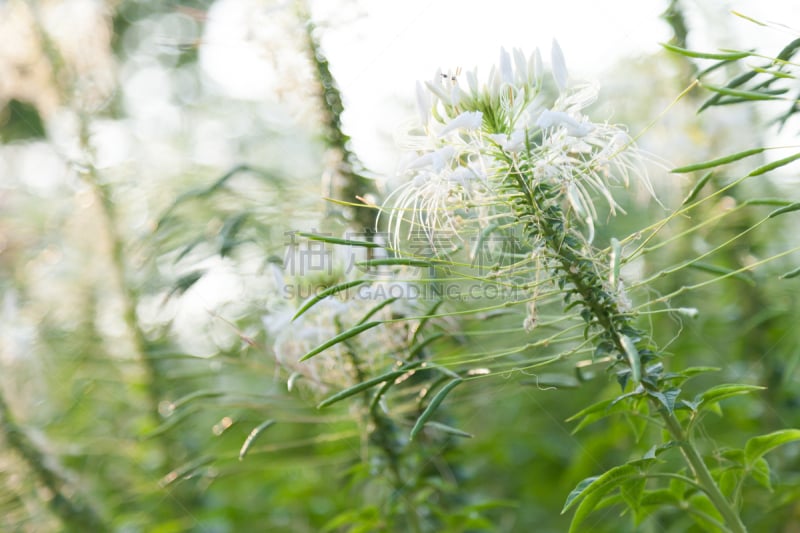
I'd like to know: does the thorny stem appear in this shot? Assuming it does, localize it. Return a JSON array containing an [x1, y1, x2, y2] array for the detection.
[[0, 391, 107, 531], [341, 331, 423, 533], [296, 0, 379, 233], [507, 156, 747, 532]]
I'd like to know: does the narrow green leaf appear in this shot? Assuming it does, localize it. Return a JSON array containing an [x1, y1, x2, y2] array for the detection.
[[411, 299, 444, 345], [660, 42, 750, 60], [768, 202, 800, 218], [219, 213, 249, 257], [169, 390, 226, 411], [745, 429, 800, 464], [742, 198, 795, 207], [620, 334, 641, 385], [410, 378, 463, 440], [161, 455, 216, 486], [298, 232, 381, 249], [698, 71, 757, 112], [682, 171, 714, 205], [318, 363, 424, 409], [238, 420, 276, 461], [780, 265, 800, 279], [358, 258, 433, 268], [355, 297, 398, 326], [701, 84, 785, 101], [423, 421, 473, 438], [671, 148, 765, 173], [292, 280, 368, 321], [748, 152, 800, 177], [697, 383, 765, 411], [299, 321, 382, 361], [408, 332, 445, 359]]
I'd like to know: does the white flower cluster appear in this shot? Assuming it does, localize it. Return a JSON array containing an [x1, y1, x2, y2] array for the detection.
[[384, 42, 652, 249]]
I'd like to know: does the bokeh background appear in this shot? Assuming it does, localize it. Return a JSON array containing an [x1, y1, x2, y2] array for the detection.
[[1, 0, 799, 531]]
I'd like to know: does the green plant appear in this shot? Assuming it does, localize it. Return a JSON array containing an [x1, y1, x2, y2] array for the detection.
[[295, 40, 800, 531]]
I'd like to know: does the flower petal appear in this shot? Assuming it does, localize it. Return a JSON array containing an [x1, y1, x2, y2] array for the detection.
[[438, 111, 483, 137], [551, 40, 568, 92]]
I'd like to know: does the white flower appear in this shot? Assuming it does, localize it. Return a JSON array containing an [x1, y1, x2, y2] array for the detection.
[[536, 109, 594, 137], [438, 111, 484, 137], [385, 44, 654, 250]]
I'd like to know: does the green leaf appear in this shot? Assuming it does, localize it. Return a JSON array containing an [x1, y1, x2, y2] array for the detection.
[[780, 265, 800, 279], [671, 148, 765, 173], [566, 398, 628, 434], [701, 83, 786, 101], [355, 296, 398, 326], [238, 420, 276, 460], [620, 334, 641, 385], [697, 384, 765, 411], [687, 493, 725, 531], [298, 232, 381, 248], [299, 321, 383, 361], [768, 202, 800, 218], [640, 489, 680, 507], [660, 42, 751, 60], [410, 378, 463, 440], [423, 421, 473, 438], [292, 279, 368, 321], [743, 198, 797, 207], [318, 362, 423, 409], [748, 152, 800, 177], [561, 476, 599, 514], [219, 213, 249, 257], [161, 455, 216, 487], [168, 390, 226, 411], [682, 171, 714, 205], [748, 457, 772, 491], [358, 258, 433, 268], [564, 464, 648, 533], [649, 388, 681, 414], [744, 429, 800, 464]]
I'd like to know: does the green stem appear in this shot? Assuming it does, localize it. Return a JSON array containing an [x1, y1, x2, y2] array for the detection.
[[508, 160, 747, 532], [661, 411, 747, 533], [296, 0, 379, 232]]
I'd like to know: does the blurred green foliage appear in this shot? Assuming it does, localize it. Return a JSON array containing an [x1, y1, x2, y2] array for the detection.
[[1, 1, 799, 532]]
